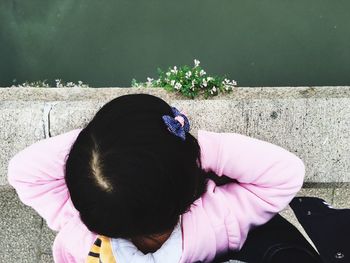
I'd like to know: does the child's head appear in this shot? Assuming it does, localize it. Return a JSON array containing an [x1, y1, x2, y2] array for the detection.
[[65, 94, 209, 239]]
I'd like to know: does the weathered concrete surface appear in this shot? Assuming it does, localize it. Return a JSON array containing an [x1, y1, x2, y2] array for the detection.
[[0, 186, 42, 263], [0, 102, 47, 186], [39, 254, 54, 263], [333, 188, 350, 208], [2, 87, 350, 185], [48, 88, 350, 184], [40, 222, 57, 255], [48, 98, 350, 184], [170, 97, 350, 183], [1, 86, 350, 101]]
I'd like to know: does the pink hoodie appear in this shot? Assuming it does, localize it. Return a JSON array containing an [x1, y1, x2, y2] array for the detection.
[[7, 128, 305, 263]]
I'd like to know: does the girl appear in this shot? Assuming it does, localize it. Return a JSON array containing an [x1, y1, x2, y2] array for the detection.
[[7, 93, 305, 263]]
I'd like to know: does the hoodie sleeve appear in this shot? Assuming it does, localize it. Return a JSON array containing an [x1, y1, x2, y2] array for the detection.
[[7, 128, 83, 232], [197, 129, 305, 250]]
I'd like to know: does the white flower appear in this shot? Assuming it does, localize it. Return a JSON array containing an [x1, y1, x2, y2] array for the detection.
[[207, 77, 213, 81], [171, 66, 178, 74], [199, 70, 206, 76], [55, 79, 62, 88], [194, 59, 200, 67], [170, 80, 176, 86], [202, 80, 207, 87], [166, 72, 171, 76], [146, 77, 154, 87], [174, 82, 182, 90], [223, 78, 237, 86], [185, 71, 192, 78], [190, 79, 195, 88], [212, 86, 217, 92]]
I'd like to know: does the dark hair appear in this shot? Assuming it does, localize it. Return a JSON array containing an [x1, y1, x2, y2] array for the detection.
[[65, 93, 224, 239]]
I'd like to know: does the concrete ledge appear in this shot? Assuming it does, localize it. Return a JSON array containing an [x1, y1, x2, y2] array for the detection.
[[1, 87, 350, 184], [1, 86, 350, 100]]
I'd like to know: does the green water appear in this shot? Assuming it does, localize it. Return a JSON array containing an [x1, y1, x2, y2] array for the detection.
[[1, 0, 350, 87]]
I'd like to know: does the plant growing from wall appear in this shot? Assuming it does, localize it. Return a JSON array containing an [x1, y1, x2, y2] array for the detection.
[[10, 79, 90, 88], [131, 59, 237, 99]]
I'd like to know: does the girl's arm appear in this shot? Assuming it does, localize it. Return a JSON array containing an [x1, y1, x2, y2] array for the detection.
[[7, 128, 83, 232], [197, 129, 305, 249]]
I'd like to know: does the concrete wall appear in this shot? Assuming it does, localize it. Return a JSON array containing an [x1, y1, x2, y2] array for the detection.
[[2, 86, 350, 186]]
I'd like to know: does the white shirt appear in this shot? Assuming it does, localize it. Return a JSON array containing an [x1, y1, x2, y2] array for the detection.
[[111, 219, 183, 263]]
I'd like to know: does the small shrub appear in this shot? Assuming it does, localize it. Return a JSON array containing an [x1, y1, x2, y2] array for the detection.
[[131, 59, 237, 99], [10, 79, 90, 88]]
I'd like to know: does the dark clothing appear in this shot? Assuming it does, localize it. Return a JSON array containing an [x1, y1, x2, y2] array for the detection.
[[211, 196, 349, 263], [289, 197, 349, 263]]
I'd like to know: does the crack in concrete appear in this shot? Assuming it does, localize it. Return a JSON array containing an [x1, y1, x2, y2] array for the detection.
[[43, 102, 58, 138], [331, 187, 336, 205], [36, 218, 45, 261], [43, 103, 52, 139]]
